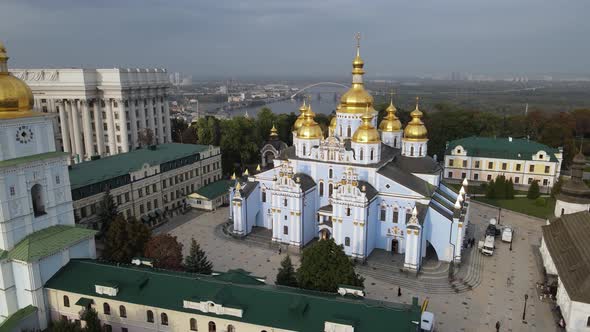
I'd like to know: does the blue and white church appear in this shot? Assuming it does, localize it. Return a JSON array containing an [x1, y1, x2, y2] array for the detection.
[[230, 41, 470, 271]]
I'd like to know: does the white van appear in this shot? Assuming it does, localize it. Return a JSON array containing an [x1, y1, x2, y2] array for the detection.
[[420, 311, 435, 331], [480, 235, 495, 256], [502, 227, 513, 243]]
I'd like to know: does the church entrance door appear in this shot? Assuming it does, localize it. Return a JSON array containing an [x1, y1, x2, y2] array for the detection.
[[391, 239, 399, 254]]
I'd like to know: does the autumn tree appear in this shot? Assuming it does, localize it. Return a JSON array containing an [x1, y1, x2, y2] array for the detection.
[[144, 234, 184, 270], [102, 216, 151, 263]]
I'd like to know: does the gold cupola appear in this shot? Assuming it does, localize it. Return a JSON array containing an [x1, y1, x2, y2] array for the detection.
[[297, 104, 323, 139], [338, 33, 375, 115], [0, 41, 35, 119], [269, 123, 279, 138], [379, 94, 402, 132], [352, 106, 380, 143], [403, 97, 428, 141], [329, 115, 337, 135], [293, 99, 308, 131]]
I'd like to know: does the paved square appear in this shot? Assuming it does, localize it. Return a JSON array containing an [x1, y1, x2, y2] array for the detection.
[[161, 202, 560, 332]]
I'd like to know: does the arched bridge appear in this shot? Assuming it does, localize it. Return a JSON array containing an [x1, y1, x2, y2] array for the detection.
[[291, 82, 350, 99]]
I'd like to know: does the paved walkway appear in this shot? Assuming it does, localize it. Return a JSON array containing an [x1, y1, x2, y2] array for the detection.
[[166, 204, 560, 331]]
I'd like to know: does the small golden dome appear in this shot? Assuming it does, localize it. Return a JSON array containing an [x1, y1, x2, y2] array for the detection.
[[293, 99, 308, 131], [403, 97, 428, 141], [379, 98, 402, 132], [352, 107, 380, 144], [0, 41, 35, 119], [297, 104, 323, 139], [270, 123, 278, 138]]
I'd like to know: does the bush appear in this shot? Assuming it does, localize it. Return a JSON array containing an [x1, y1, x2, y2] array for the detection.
[[527, 180, 541, 199], [535, 197, 546, 207]]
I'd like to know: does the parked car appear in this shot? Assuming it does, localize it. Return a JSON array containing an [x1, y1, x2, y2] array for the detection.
[[479, 235, 495, 256], [420, 311, 436, 331], [502, 227, 513, 243]]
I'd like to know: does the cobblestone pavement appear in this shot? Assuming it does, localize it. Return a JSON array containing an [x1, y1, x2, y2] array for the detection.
[[167, 204, 560, 332]]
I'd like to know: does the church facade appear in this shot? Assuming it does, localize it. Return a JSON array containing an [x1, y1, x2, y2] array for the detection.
[[230, 41, 470, 271]]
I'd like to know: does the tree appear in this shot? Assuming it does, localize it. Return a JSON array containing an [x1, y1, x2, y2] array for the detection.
[[138, 128, 155, 147], [102, 216, 151, 263], [551, 177, 563, 198], [485, 179, 496, 199], [296, 239, 364, 292], [171, 118, 189, 143], [184, 238, 213, 274], [144, 234, 184, 270], [80, 308, 103, 332], [97, 189, 118, 236], [527, 180, 541, 199], [49, 319, 82, 332], [276, 255, 298, 287], [506, 178, 515, 199]]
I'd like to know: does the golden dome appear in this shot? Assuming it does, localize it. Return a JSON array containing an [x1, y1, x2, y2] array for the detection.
[[352, 107, 380, 144], [0, 41, 35, 119], [297, 104, 323, 139], [379, 97, 402, 132], [403, 97, 428, 141], [293, 99, 308, 131], [337, 35, 375, 115], [269, 123, 278, 138]]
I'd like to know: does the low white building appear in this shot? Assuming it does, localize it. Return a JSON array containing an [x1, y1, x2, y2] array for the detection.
[[186, 180, 231, 211], [9, 67, 172, 163], [540, 211, 590, 331], [444, 136, 562, 190], [554, 151, 590, 217]]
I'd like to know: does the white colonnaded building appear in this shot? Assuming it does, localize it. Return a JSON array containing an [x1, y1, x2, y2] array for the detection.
[[230, 40, 470, 271], [9, 66, 172, 163], [0, 42, 96, 330]]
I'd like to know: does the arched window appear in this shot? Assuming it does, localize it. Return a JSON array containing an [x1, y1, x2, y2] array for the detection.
[[119, 305, 126, 318], [146, 310, 154, 323], [190, 318, 198, 331], [410, 146, 414, 156], [208, 321, 216, 332], [419, 145, 422, 156], [345, 237, 351, 246], [339, 126, 342, 136], [370, 149, 374, 160], [161, 313, 168, 326], [31, 184, 45, 217], [328, 183, 333, 197], [227, 325, 235, 332], [360, 149, 363, 160], [329, 169, 333, 178], [302, 144, 306, 156], [103, 303, 110, 315], [347, 126, 351, 137], [63, 295, 70, 307], [319, 182, 324, 196], [394, 137, 397, 147], [380, 207, 386, 221]]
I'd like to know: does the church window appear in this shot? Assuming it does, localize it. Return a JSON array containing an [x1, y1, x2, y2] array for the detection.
[[284, 198, 288, 207], [9, 186, 15, 196], [283, 226, 288, 235], [147, 310, 154, 323], [190, 318, 197, 331], [329, 184, 333, 197], [419, 146, 422, 156], [380, 208, 386, 221], [449, 159, 454, 166], [303, 145, 306, 156], [208, 321, 216, 332], [31, 184, 46, 217], [405, 210, 412, 223], [339, 127, 342, 136], [360, 149, 363, 160], [329, 169, 333, 178], [410, 146, 414, 156], [392, 209, 399, 223], [55, 175, 61, 184], [394, 137, 397, 147], [370, 149, 374, 160], [63, 295, 70, 307], [319, 182, 324, 196], [161, 313, 169, 326], [103, 303, 110, 315], [346, 207, 351, 216], [262, 191, 266, 202], [347, 126, 351, 137], [119, 305, 127, 318], [345, 237, 351, 246]]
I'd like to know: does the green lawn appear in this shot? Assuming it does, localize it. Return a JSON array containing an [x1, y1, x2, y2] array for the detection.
[[474, 197, 555, 219]]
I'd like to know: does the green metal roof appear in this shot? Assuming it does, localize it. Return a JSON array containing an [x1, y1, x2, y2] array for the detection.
[[46, 260, 421, 332], [69, 144, 210, 190], [0, 305, 37, 332], [0, 151, 68, 169], [193, 180, 232, 200], [446, 136, 559, 162], [7, 225, 96, 262]]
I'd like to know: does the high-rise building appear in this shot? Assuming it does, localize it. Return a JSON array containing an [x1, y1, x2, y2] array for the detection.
[[9, 68, 172, 163]]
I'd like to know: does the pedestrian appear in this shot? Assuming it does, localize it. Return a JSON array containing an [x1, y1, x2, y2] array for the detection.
[[397, 287, 401, 297], [278, 246, 282, 255], [495, 320, 500, 332]]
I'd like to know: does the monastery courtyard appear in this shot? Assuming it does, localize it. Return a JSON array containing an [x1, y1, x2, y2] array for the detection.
[[157, 202, 560, 332]]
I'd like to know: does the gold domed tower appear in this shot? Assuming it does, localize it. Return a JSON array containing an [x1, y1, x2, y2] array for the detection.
[[401, 97, 429, 157], [294, 103, 322, 158], [379, 92, 403, 148], [352, 107, 380, 144], [0, 41, 35, 119], [335, 33, 376, 139], [293, 99, 308, 132], [351, 106, 381, 163]]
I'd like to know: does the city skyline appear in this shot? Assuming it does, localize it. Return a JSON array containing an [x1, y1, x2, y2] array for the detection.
[[1, 0, 589, 78]]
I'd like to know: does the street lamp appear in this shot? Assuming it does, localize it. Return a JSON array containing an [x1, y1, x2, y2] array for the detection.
[[522, 294, 529, 322]]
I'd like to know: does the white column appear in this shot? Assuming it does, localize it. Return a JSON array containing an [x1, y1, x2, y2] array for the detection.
[[128, 96, 138, 149], [58, 100, 71, 154], [81, 100, 93, 159], [164, 96, 171, 143], [118, 98, 130, 152], [105, 98, 117, 155], [94, 98, 105, 156], [147, 91, 156, 136], [156, 91, 164, 144], [139, 96, 147, 132], [70, 99, 84, 161]]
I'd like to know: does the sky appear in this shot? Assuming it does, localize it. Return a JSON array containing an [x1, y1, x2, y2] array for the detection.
[[0, 0, 588, 78]]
